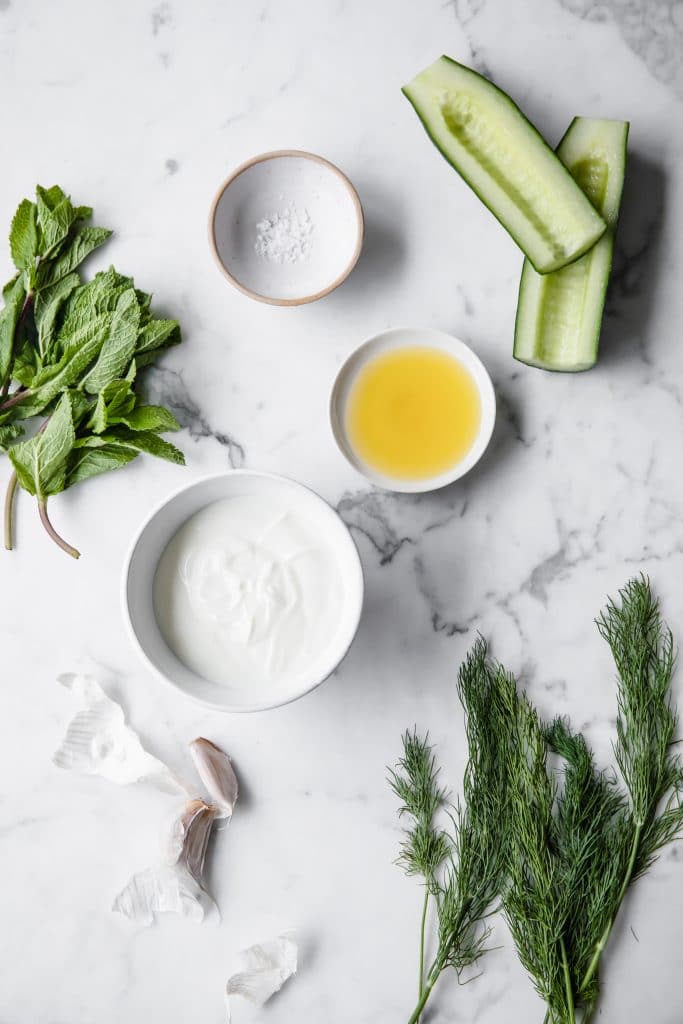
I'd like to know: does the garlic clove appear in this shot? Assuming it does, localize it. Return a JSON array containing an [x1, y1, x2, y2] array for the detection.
[[113, 799, 218, 926], [54, 673, 186, 792], [189, 738, 239, 818], [172, 799, 217, 882], [225, 935, 297, 1021]]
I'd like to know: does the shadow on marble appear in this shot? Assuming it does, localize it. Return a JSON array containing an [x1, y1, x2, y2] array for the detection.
[[229, 754, 254, 813], [336, 564, 457, 695], [600, 151, 667, 366], [329, 185, 407, 302]]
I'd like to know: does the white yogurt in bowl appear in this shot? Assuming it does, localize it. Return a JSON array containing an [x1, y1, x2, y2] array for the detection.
[[123, 473, 364, 711], [154, 496, 345, 688]]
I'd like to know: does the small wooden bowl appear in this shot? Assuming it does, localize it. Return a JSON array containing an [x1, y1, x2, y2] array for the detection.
[[208, 150, 364, 306]]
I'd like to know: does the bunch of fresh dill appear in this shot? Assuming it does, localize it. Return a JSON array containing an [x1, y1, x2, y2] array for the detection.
[[390, 577, 683, 1024]]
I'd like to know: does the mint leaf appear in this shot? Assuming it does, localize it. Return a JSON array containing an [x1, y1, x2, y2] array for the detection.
[[62, 267, 131, 321], [87, 379, 178, 435], [37, 225, 112, 288], [36, 186, 75, 257], [0, 277, 27, 384], [67, 388, 93, 427], [3, 274, 20, 301], [2, 275, 26, 306], [87, 400, 107, 435], [17, 313, 111, 418], [34, 272, 79, 357], [0, 423, 24, 451], [9, 199, 38, 273], [88, 378, 136, 433], [101, 428, 185, 464], [123, 405, 180, 432], [135, 288, 152, 317], [135, 318, 180, 355], [71, 434, 108, 449], [36, 185, 68, 211], [66, 444, 138, 488], [11, 335, 42, 389], [9, 391, 75, 497], [83, 289, 140, 394]]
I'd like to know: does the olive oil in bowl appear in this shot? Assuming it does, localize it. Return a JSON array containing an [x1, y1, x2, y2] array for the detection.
[[346, 345, 481, 480], [330, 328, 495, 493]]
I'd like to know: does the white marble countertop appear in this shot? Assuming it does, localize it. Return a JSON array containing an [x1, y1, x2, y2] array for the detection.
[[1, 0, 683, 1021]]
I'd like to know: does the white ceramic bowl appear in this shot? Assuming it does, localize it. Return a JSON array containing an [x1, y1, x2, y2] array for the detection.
[[122, 472, 364, 712], [330, 327, 496, 493], [209, 150, 364, 306]]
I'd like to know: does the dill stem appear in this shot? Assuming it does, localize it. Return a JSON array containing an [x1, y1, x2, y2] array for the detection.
[[418, 889, 429, 1001], [406, 953, 444, 1024], [406, 977, 436, 1024], [560, 938, 576, 1024], [578, 822, 642, 997]]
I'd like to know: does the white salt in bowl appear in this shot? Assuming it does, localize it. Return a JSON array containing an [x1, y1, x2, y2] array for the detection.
[[209, 150, 364, 305]]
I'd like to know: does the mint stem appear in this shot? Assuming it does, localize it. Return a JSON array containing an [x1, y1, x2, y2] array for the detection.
[[38, 499, 80, 559], [0, 387, 30, 412], [4, 470, 17, 550]]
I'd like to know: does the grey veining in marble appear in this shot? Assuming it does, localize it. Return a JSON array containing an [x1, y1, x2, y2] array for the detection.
[[0, 1, 682, 1022], [559, 0, 683, 97]]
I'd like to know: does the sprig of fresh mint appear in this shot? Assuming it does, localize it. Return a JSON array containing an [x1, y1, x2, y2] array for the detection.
[[0, 185, 185, 558]]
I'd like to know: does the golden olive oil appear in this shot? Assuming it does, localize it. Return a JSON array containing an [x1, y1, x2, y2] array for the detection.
[[345, 345, 481, 480]]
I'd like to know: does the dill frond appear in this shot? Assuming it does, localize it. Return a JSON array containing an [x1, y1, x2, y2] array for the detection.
[[597, 574, 683, 876], [496, 677, 566, 1016], [388, 729, 450, 887], [390, 639, 510, 1024]]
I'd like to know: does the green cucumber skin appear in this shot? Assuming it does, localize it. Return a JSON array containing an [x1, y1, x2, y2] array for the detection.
[[403, 57, 607, 274], [513, 117, 629, 373]]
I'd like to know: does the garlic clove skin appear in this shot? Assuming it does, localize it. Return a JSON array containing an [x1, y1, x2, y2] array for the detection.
[[225, 935, 298, 1021], [189, 738, 239, 818], [112, 799, 218, 926], [111, 861, 213, 926], [54, 673, 186, 793]]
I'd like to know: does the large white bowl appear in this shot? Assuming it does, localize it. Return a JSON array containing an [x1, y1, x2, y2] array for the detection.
[[122, 472, 364, 712], [330, 327, 496, 493]]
